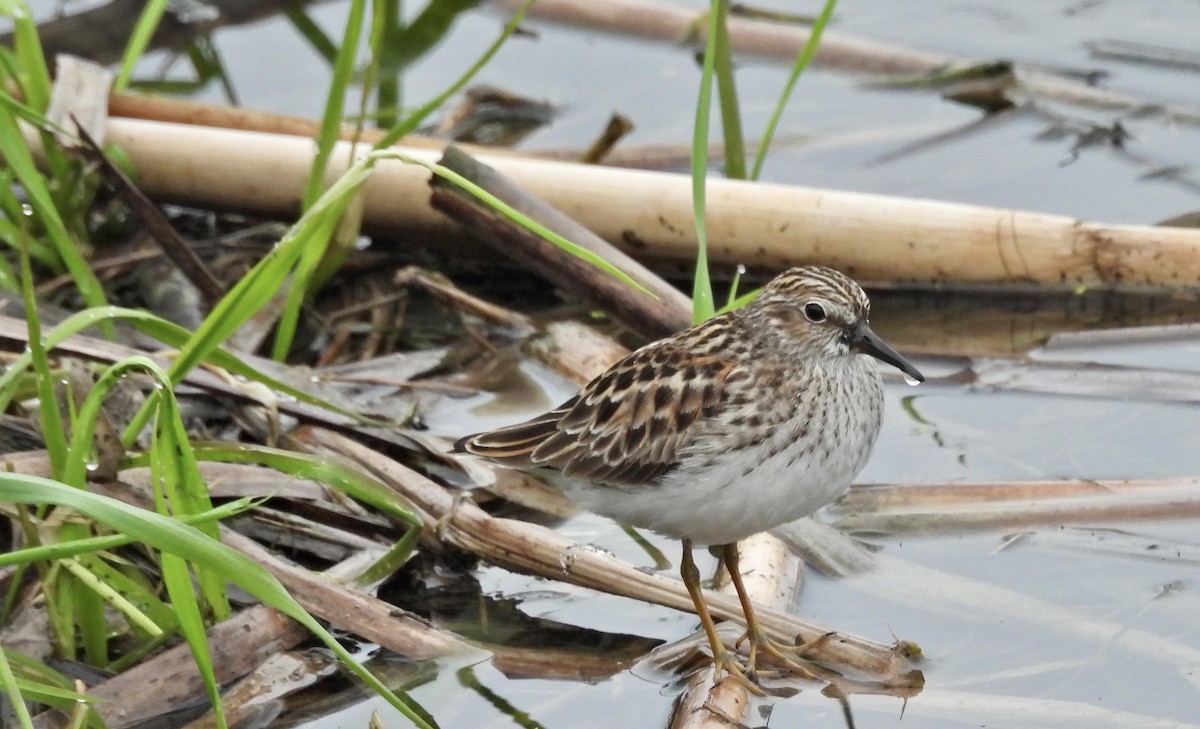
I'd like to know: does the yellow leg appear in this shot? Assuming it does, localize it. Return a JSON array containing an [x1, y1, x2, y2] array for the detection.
[[680, 540, 763, 694], [721, 543, 820, 681]]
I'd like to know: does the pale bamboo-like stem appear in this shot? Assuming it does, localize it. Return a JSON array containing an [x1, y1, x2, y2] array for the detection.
[[108, 91, 444, 151], [81, 118, 1200, 289], [108, 91, 756, 169]]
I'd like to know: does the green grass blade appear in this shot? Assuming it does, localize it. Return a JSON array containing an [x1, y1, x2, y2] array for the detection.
[[302, 0, 367, 210], [61, 355, 160, 487], [17, 231, 67, 476], [0, 243, 19, 290], [373, 0, 535, 149], [61, 557, 165, 640], [719, 284, 761, 314], [355, 524, 421, 587], [751, 0, 837, 180], [157, 35, 240, 104], [690, 2, 722, 323], [0, 499, 256, 567], [164, 155, 377, 383], [2, 648, 104, 727], [0, 0, 51, 111], [0, 475, 438, 729], [372, 0, 400, 129], [45, 563, 76, 659], [0, 306, 394, 431], [114, 0, 170, 91], [0, 645, 34, 729], [65, 560, 108, 665], [724, 264, 744, 309], [76, 553, 177, 638], [11, 678, 92, 706], [711, 0, 745, 180], [280, 0, 533, 357], [284, 7, 339, 63], [0, 100, 110, 322], [164, 547, 226, 728], [60, 354, 231, 631], [379, 0, 478, 73], [0, 177, 59, 271], [187, 441, 422, 527], [111, 154, 380, 438], [151, 379, 230, 621], [358, 0, 388, 130], [270, 209, 339, 361], [401, 151, 653, 297]]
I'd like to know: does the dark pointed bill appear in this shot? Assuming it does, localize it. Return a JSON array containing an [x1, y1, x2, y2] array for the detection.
[[849, 321, 924, 383]]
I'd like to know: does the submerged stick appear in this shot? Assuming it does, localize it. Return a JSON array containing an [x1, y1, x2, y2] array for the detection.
[[851, 551, 1200, 673], [840, 478, 1200, 511], [491, 0, 952, 74], [831, 479, 1200, 535]]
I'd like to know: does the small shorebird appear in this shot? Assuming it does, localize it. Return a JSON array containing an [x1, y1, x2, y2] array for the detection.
[[457, 266, 923, 687]]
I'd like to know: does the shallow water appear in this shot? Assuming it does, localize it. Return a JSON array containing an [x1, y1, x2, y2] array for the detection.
[[415, 370, 1200, 728], [197, 1, 1200, 726], [20, 0, 1200, 726]]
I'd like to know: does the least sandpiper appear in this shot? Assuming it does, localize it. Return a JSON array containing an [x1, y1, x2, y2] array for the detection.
[[457, 265, 923, 687]]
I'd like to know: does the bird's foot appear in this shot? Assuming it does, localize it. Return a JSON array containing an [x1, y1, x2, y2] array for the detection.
[[710, 646, 768, 697], [736, 628, 831, 681]]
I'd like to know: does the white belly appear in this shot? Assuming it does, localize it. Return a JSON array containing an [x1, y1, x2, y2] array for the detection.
[[571, 430, 865, 545], [567, 408, 880, 543]]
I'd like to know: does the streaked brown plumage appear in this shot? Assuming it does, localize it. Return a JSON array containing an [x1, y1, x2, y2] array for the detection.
[[457, 265, 923, 688]]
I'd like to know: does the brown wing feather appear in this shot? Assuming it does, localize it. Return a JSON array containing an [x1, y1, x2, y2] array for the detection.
[[453, 397, 578, 470], [457, 342, 735, 487]]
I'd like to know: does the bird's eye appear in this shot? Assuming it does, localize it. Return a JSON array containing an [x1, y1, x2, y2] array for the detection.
[[803, 303, 826, 322]]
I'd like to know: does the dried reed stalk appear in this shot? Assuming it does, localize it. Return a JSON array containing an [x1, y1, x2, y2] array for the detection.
[[29, 605, 310, 729], [430, 145, 693, 339], [491, 0, 1200, 123], [79, 118, 1200, 290], [218, 529, 479, 659], [491, 0, 952, 74]]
